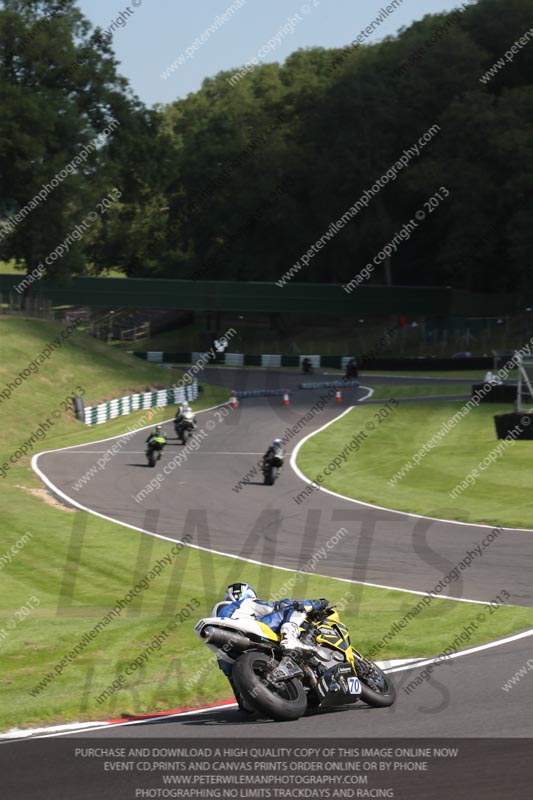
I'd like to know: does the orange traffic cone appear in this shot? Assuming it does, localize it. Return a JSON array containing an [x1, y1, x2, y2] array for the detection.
[[283, 391, 290, 406], [335, 386, 342, 403], [230, 391, 239, 409]]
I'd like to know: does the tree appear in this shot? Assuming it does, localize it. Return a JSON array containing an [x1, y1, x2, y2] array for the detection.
[[0, 0, 139, 289]]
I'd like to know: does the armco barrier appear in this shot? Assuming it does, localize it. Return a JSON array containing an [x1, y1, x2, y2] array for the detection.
[[234, 389, 294, 398], [225, 353, 244, 366], [134, 352, 504, 371], [83, 382, 198, 425], [299, 381, 360, 390], [261, 355, 282, 367]]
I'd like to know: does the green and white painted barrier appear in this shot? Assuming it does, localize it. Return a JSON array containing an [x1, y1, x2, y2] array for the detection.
[[83, 382, 198, 425]]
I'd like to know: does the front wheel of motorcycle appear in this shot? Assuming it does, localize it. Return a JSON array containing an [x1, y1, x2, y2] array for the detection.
[[353, 654, 396, 708], [232, 651, 307, 722]]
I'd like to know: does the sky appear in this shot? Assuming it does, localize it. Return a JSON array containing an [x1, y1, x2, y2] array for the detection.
[[75, 0, 468, 107]]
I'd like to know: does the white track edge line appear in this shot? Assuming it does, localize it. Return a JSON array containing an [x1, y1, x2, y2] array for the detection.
[[0, 702, 239, 742], [290, 385, 533, 534], [6, 631, 531, 741], [18, 387, 531, 738], [32, 395, 509, 605], [386, 628, 533, 673]]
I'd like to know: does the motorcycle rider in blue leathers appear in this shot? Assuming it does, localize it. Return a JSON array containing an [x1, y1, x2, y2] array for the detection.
[[211, 583, 329, 709]]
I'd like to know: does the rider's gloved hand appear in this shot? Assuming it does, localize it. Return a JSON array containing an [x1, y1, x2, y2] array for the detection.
[[293, 601, 308, 613]]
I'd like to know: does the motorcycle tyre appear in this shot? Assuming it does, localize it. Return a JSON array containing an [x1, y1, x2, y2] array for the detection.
[[356, 657, 396, 708], [232, 651, 307, 722]]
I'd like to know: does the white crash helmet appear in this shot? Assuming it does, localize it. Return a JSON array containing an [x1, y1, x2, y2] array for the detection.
[[224, 582, 257, 603]]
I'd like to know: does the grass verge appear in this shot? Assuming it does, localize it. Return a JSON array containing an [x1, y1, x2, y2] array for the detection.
[[1, 323, 531, 730], [3, 504, 533, 730], [297, 398, 533, 528]]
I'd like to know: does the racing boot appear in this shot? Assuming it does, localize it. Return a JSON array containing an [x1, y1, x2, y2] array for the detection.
[[280, 622, 314, 656]]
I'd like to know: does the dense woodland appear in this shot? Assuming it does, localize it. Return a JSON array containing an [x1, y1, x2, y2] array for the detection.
[[1, 0, 533, 293]]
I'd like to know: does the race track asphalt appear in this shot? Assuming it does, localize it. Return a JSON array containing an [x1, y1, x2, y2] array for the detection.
[[13, 368, 531, 743], [36, 368, 533, 607], [4, 368, 532, 799]]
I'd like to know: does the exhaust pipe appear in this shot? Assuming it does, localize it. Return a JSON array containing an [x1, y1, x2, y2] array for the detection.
[[203, 626, 252, 651]]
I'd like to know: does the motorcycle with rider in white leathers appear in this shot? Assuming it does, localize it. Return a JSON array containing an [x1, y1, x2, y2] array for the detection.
[[194, 583, 396, 722]]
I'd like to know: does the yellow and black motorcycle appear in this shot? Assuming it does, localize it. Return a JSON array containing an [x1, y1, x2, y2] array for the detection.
[[195, 604, 396, 721]]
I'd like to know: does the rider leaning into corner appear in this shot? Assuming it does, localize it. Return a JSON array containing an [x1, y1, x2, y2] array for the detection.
[[211, 583, 329, 710]]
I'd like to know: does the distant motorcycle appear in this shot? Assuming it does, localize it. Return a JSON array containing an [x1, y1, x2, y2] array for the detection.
[[174, 410, 196, 444], [302, 358, 314, 375], [146, 436, 166, 467], [345, 360, 359, 379], [262, 446, 284, 486]]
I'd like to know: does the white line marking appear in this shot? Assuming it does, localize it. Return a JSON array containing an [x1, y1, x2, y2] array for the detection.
[[50, 451, 266, 456], [31, 395, 496, 607], [0, 721, 115, 740], [173, 452, 265, 455], [0, 657, 428, 740], [290, 385, 533, 534], [0, 702, 238, 742], [386, 628, 533, 673], [18, 386, 530, 739], [5, 634, 531, 741], [54, 451, 146, 454]]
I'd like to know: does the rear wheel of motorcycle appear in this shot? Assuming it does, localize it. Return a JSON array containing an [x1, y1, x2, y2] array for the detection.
[[354, 654, 396, 707], [232, 652, 307, 722]]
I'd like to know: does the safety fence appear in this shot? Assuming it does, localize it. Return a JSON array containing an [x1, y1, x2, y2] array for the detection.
[[233, 389, 294, 398], [299, 380, 360, 390], [83, 382, 198, 425], [136, 352, 499, 371]]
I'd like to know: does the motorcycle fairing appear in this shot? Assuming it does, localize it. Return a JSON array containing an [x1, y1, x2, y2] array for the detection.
[[194, 616, 277, 664], [316, 664, 361, 708], [257, 621, 281, 642], [194, 615, 279, 643], [314, 616, 356, 672]]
